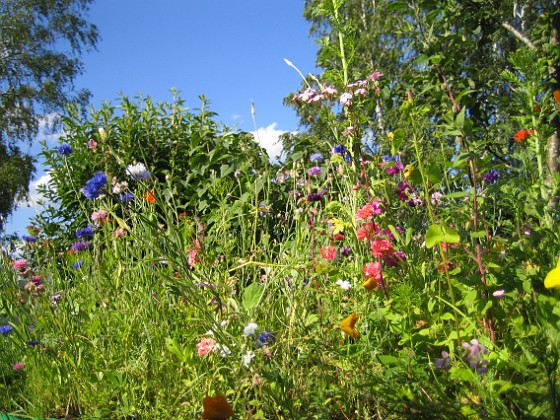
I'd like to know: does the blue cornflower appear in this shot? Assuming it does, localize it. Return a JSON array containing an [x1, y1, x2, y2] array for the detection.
[[22, 235, 37, 243], [73, 260, 85, 269], [118, 193, 135, 203], [257, 330, 276, 347], [310, 152, 324, 163], [71, 241, 90, 252], [332, 145, 347, 155], [0, 324, 13, 335], [57, 143, 73, 156], [27, 340, 40, 347], [75, 227, 94, 239], [82, 172, 107, 200]]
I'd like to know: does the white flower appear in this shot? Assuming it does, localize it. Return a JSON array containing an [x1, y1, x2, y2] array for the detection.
[[112, 181, 128, 194], [217, 344, 231, 358], [336, 279, 352, 291], [126, 162, 150, 181], [243, 351, 255, 367], [243, 322, 258, 336]]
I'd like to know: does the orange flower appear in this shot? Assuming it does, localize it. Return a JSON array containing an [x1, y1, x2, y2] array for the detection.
[[341, 313, 360, 338], [513, 129, 535, 142], [142, 190, 155, 204], [554, 89, 560, 105], [201, 394, 234, 420]]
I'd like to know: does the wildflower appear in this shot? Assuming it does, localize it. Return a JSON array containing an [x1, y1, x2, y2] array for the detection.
[[113, 227, 127, 238], [12, 259, 27, 270], [363, 262, 383, 288], [196, 337, 217, 357], [483, 170, 499, 184], [309, 153, 324, 164], [370, 239, 394, 258], [126, 162, 150, 181], [397, 181, 415, 201], [336, 279, 352, 291], [217, 344, 231, 358], [321, 246, 337, 261], [142, 190, 156, 203], [201, 394, 234, 420], [243, 351, 256, 367], [71, 241, 89, 252], [91, 209, 108, 224], [98, 127, 107, 141], [332, 233, 345, 241], [431, 192, 443, 206], [257, 330, 276, 347], [340, 246, 352, 257], [118, 193, 135, 203], [341, 314, 360, 338], [28, 340, 40, 347], [354, 87, 368, 96], [434, 351, 452, 371], [73, 260, 85, 269], [367, 71, 383, 81], [514, 129, 534, 142], [332, 145, 348, 156], [22, 235, 37, 243], [544, 258, 560, 289], [322, 85, 338, 98], [383, 250, 406, 267], [0, 324, 13, 335], [381, 155, 404, 175], [355, 202, 382, 221], [76, 227, 94, 239], [112, 180, 128, 194], [356, 222, 379, 241], [12, 362, 24, 371], [462, 338, 489, 375], [554, 89, 560, 105], [82, 172, 107, 200], [57, 143, 73, 156], [306, 192, 324, 202], [339, 92, 353, 107], [243, 322, 258, 336], [307, 166, 322, 177], [298, 87, 321, 104], [492, 289, 506, 298], [87, 138, 98, 149], [403, 165, 415, 180], [342, 125, 356, 136]]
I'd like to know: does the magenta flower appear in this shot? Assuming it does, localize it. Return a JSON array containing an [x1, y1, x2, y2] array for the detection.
[[12, 259, 27, 270], [12, 362, 24, 370]]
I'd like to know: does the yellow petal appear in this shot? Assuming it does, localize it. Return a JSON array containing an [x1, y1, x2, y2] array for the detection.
[[341, 314, 360, 338], [545, 263, 560, 289]]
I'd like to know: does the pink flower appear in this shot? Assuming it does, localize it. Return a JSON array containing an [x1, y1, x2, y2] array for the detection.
[[91, 209, 108, 224], [339, 92, 353, 107], [356, 222, 379, 241], [87, 138, 98, 149], [196, 337, 217, 357], [321, 246, 337, 261], [370, 239, 394, 258], [492, 290, 506, 298], [12, 362, 24, 370], [363, 262, 383, 290], [12, 259, 27, 270], [367, 72, 383, 81]]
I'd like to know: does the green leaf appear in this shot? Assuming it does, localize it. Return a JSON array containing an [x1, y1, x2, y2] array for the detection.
[[391, 128, 404, 153], [387, 1, 409, 11], [455, 106, 466, 129], [425, 224, 460, 248], [242, 283, 265, 312], [376, 355, 401, 365]]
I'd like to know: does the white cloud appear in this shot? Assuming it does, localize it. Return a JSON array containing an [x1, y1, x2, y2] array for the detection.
[[251, 123, 293, 162], [24, 171, 54, 208]]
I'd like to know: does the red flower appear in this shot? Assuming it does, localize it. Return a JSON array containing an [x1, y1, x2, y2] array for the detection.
[[142, 190, 155, 203], [514, 129, 535, 142], [370, 238, 394, 258], [321, 246, 337, 261]]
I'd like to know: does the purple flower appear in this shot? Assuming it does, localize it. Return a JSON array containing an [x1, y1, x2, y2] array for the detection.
[[75, 227, 94, 239], [307, 192, 324, 202], [434, 351, 452, 371], [0, 324, 13, 335], [118, 193, 135, 203], [483, 170, 499, 184], [257, 330, 276, 347], [397, 181, 414, 201], [340, 246, 352, 257], [307, 166, 322, 177], [381, 155, 404, 175], [310, 153, 324, 163], [57, 143, 73, 156], [22, 235, 37, 243], [27, 340, 40, 347], [462, 339, 489, 375], [83, 172, 107, 200], [71, 241, 90, 252], [332, 145, 347, 156]]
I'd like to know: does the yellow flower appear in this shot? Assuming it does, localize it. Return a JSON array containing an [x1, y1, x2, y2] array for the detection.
[[544, 258, 560, 289], [202, 394, 234, 420], [341, 314, 360, 338], [388, 131, 394, 140], [403, 165, 415, 180]]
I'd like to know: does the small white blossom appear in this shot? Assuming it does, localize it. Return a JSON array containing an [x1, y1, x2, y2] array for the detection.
[[243, 351, 255, 367], [126, 162, 150, 181], [336, 279, 352, 291], [243, 322, 258, 336]]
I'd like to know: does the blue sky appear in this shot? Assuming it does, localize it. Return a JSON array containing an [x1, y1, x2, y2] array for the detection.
[[5, 0, 318, 236]]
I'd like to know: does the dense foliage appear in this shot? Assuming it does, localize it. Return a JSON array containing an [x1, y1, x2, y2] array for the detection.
[[0, 0, 98, 230], [2, 0, 560, 418]]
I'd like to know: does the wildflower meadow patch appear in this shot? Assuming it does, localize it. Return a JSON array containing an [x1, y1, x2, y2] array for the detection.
[[2, 1, 560, 419]]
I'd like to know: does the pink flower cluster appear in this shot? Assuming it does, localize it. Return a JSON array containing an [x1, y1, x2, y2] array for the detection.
[[196, 337, 217, 357]]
